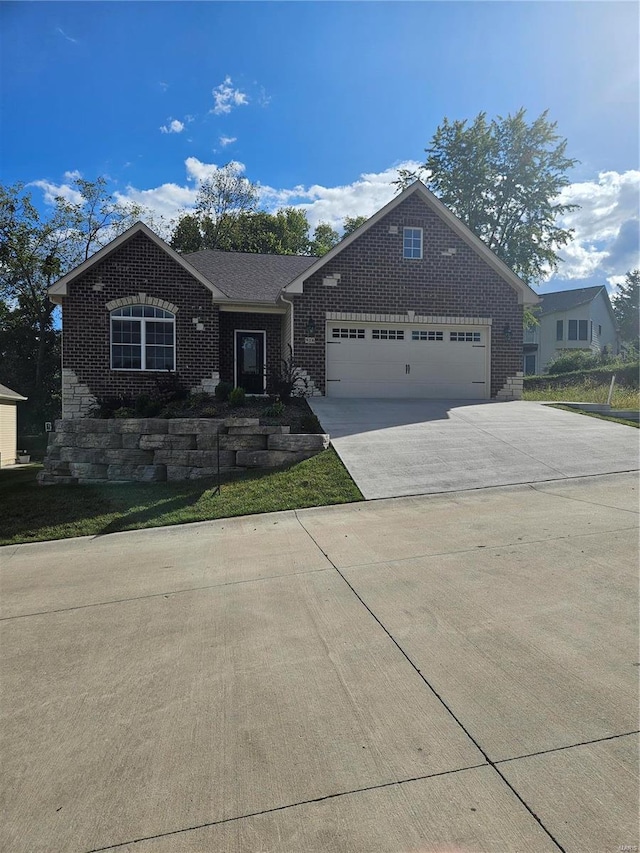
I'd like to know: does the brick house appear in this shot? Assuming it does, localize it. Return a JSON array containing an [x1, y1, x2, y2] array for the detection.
[[49, 181, 538, 418]]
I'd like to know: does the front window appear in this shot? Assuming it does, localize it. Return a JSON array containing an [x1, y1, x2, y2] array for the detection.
[[111, 305, 175, 370], [403, 227, 423, 259], [556, 320, 563, 341]]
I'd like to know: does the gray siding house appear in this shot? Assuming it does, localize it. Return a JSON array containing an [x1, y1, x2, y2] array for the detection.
[[523, 286, 618, 374]]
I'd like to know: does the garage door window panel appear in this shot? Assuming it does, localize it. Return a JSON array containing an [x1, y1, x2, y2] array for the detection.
[[372, 329, 405, 340], [450, 331, 481, 343], [412, 330, 443, 341], [332, 328, 365, 339]]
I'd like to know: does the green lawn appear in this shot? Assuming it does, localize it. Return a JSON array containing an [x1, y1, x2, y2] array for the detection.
[[523, 381, 639, 409], [548, 404, 639, 429], [0, 449, 363, 546]]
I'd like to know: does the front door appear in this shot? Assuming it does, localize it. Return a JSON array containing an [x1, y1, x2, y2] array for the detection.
[[235, 331, 265, 394]]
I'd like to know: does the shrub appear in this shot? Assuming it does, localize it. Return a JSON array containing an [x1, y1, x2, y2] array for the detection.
[[263, 400, 286, 417], [547, 350, 601, 374], [270, 345, 310, 402], [228, 386, 246, 407], [214, 381, 234, 402]]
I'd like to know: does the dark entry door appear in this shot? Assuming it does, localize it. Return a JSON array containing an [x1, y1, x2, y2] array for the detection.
[[236, 331, 265, 394]]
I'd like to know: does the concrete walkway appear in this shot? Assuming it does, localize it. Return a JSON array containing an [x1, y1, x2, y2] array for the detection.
[[1, 472, 638, 852], [309, 398, 640, 498]]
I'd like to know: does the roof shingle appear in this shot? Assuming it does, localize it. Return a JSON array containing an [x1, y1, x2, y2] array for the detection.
[[183, 250, 317, 303]]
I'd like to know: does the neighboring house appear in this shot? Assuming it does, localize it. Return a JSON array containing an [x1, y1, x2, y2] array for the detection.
[[0, 384, 27, 467], [48, 181, 538, 419], [523, 286, 619, 374]]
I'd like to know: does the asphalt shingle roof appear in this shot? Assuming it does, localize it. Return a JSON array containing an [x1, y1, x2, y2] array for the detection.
[[184, 250, 317, 303], [539, 286, 605, 316]]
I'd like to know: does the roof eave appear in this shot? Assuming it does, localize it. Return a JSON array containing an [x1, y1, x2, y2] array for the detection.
[[282, 181, 539, 305], [48, 222, 230, 302]]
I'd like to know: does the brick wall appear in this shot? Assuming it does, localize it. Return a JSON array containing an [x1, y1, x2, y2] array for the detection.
[[291, 195, 523, 397], [61, 232, 220, 412], [219, 311, 283, 392]]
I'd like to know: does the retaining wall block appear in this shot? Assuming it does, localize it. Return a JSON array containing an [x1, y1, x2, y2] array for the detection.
[[74, 419, 111, 434], [104, 449, 155, 465], [185, 450, 236, 468], [68, 462, 109, 479], [48, 432, 77, 448], [139, 434, 196, 450], [223, 418, 260, 427], [168, 418, 226, 435], [235, 450, 318, 468], [153, 449, 190, 466], [166, 465, 190, 481], [267, 434, 330, 452], [110, 419, 169, 434], [54, 419, 81, 433], [107, 464, 167, 482], [75, 434, 123, 449], [227, 425, 290, 435], [219, 434, 267, 451], [121, 434, 141, 449], [59, 447, 106, 464]]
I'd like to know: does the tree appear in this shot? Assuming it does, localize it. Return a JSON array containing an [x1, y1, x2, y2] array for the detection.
[[0, 179, 149, 432], [194, 162, 258, 251], [310, 222, 340, 257], [396, 109, 579, 284], [343, 215, 368, 236], [612, 270, 639, 353], [171, 207, 311, 256]]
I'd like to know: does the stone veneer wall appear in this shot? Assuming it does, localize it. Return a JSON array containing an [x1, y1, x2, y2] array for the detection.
[[38, 418, 329, 485]]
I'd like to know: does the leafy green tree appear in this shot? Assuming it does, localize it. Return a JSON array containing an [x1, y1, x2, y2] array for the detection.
[[170, 214, 202, 253], [342, 215, 368, 236], [310, 222, 340, 257], [0, 179, 148, 430], [612, 270, 639, 353], [396, 109, 579, 284], [193, 162, 258, 251]]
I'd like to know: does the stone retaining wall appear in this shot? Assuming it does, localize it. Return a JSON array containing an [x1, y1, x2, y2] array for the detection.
[[38, 418, 330, 485]]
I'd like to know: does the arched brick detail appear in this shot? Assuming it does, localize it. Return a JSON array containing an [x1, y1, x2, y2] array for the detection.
[[106, 294, 180, 314]]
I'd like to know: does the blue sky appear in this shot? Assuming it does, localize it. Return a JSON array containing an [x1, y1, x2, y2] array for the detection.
[[1, 1, 639, 293]]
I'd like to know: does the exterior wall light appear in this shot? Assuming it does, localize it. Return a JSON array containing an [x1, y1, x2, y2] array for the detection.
[[503, 324, 513, 341], [305, 316, 316, 336]]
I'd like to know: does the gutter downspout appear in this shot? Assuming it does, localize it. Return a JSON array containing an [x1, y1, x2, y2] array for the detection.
[[279, 291, 295, 358]]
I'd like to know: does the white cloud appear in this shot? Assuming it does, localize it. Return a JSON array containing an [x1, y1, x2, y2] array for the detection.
[[219, 135, 237, 147], [29, 179, 84, 206], [159, 81, 169, 92], [160, 119, 185, 135], [258, 161, 423, 230], [555, 170, 640, 283], [211, 76, 248, 115], [63, 169, 82, 181], [56, 27, 77, 44]]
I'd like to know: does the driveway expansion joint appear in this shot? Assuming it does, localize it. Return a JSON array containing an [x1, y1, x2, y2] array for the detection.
[[84, 762, 490, 853], [293, 511, 567, 853], [527, 481, 640, 514], [494, 730, 640, 765], [0, 566, 334, 622]]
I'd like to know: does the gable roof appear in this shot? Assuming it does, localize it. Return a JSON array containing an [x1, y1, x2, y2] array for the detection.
[[184, 249, 316, 303], [48, 222, 229, 304], [0, 383, 27, 402], [283, 181, 540, 306], [539, 285, 609, 316]]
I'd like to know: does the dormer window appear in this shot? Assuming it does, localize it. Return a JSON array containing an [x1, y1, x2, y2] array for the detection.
[[403, 227, 423, 259]]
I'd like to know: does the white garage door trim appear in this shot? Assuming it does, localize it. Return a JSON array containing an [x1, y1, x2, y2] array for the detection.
[[325, 319, 491, 399]]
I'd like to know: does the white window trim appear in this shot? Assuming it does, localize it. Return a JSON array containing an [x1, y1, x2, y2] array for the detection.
[[403, 227, 423, 260], [110, 307, 176, 372], [234, 329, 267, 395]]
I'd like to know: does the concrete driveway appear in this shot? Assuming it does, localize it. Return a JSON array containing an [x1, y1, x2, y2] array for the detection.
[[1, 472, 638, 852], [309, 398, 640, 498]]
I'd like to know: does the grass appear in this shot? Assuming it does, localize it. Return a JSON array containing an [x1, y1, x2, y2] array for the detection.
[[0, 449, 363, 546], [548, 404, 639, 429], [523, 380, 639, 409]]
